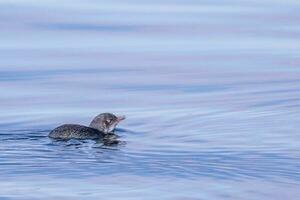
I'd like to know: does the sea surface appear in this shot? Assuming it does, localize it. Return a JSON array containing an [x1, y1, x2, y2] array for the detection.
[[0, 0, 300, 199]]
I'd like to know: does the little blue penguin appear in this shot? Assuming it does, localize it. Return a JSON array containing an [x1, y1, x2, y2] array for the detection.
[[48, 113, 125, 140]]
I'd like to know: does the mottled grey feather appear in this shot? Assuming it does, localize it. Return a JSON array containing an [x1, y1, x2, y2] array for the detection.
[[48, 124, 104, 140]]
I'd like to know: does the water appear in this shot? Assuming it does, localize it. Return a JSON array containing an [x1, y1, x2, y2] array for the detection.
[[1, 0, 300, 199]]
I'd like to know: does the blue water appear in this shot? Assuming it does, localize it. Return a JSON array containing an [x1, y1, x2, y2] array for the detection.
[[1, 0, 300, 199]]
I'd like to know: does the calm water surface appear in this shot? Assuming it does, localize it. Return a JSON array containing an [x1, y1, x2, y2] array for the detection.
[[1, 0, 300, 199]]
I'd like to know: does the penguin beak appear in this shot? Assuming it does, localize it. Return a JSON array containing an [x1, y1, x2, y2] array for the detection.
[[107, 115, 125, 133], [117, 115, 126, 122]]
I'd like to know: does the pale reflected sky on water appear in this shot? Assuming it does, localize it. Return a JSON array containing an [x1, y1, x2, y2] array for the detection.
[[0, 0, 300, 199]]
